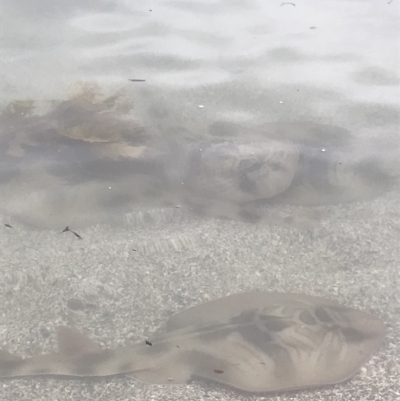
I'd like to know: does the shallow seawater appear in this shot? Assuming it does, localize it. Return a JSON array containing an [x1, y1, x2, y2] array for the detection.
[[0, 1, 399, 400], [0, 83, 397, 229]]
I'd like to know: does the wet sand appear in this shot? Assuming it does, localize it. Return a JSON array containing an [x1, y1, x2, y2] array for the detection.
[[1, 186, 398, 401]]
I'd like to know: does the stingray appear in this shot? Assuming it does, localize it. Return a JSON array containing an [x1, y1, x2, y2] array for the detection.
[[0, 292, 385, 393], [1, 91, 394, 228]]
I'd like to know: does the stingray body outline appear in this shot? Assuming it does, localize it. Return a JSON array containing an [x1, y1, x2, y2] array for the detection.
[[0, 292, 385, 393]]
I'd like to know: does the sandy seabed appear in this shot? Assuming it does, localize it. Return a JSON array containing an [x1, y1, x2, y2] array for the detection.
[[0, 185, 399, 401]]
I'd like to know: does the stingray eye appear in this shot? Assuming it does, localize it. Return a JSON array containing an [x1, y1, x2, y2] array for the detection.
[[259, 315, 291, 332], [314, 307, 334, 323], [238, 160, 263, 174], [298, 310, 317, 326], [269, 162, 283, 171]]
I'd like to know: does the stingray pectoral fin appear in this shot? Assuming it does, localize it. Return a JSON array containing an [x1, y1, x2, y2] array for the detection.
[[126, 361, 192, 385], [127, 347, 193, 384], [57, 326, 102, 357]]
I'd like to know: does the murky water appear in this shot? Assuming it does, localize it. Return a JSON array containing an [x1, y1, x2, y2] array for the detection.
[[0, 1, 399, 400], [1, 0, 399, 228]]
